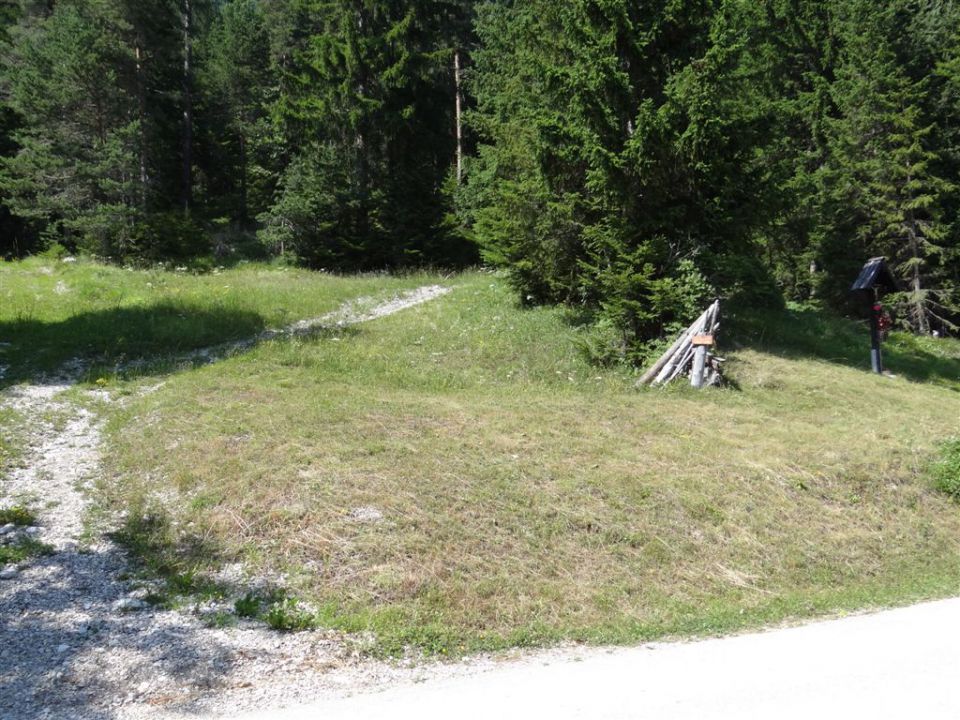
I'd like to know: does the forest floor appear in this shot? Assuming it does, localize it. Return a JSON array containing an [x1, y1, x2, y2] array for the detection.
[[2, 258, 960, 718]]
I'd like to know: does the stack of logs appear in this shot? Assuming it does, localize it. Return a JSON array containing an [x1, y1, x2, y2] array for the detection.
[[638, 300, 723, 388]]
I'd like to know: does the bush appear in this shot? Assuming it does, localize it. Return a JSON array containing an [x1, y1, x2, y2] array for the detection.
[[264, 596, 316, 632], [0, 505, 36, 526], [38, 242, 71, 261], [933, 439, 960, 500]]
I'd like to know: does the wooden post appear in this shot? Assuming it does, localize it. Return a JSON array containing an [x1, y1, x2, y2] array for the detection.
[[690, 345, 708, 388]]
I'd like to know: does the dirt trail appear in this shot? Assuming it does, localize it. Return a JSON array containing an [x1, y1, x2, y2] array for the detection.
[[0, 286, 461, 720]]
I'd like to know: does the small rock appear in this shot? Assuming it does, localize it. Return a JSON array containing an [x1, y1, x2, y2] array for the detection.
[[0, 566, 18, 580], [0, 523, 15, 536], [113, 597, 147, 612], [348, 506, 384, 523], [55, 644, 70, 654], [24, 526, 41, 536]]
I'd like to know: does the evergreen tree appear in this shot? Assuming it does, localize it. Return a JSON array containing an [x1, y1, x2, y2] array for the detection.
[[198, 0, 273, 227], [468, 0, 776, 358], [0, 0, 31, 256], [820, 1, 957, 331], [0, 1, 140, 255], [261, 0, 473, 269]]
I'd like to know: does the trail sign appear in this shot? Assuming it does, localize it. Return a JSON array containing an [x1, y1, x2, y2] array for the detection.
[[851, 257, 899, 374]]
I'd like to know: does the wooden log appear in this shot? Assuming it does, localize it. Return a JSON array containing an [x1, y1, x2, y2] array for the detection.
[[664, 344, 695, 384], [640, 300, 721, 387], [638, 306, 710, 385], [655, 343, 689, 385], [690, 345, 708, 388]]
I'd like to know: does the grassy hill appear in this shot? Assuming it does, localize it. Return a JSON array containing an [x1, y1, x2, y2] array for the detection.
[[3, 258, 960, 654]]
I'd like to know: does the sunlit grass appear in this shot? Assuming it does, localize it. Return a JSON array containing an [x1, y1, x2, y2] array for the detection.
[[0, 256, 435, 383], [87, 269, 960, 654]]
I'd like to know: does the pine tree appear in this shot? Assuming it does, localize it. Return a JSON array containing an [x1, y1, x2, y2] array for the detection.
[[822, 1, 956, 332], [261, 0, 472, 269], [0, 0, 30, 256], [469, 0, 768, 356], [0, 1, 141, 255], [198, 0, 273, 226]]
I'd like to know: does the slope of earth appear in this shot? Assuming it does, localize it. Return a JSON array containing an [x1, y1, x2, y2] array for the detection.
[[97, 270, 960, 655]]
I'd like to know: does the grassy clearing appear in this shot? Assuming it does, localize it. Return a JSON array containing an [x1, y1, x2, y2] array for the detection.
[[0, 256, 436, 385], [88, 269, 960, 654]]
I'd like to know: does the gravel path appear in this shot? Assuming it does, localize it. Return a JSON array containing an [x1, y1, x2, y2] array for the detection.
[[0, 286, 459, 720]]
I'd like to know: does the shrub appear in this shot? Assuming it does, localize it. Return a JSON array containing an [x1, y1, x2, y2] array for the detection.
[[264, 597, 316, 632], [933, 438, 960, 500], [0, 506, 36, 526], [234, 592, 261, 618]]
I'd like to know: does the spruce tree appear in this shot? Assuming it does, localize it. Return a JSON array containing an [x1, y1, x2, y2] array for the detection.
[[0, 1, 140, 255], [198, 0, 273, 227], [261, 0, 471, 269], [822, 1, 956, 332]]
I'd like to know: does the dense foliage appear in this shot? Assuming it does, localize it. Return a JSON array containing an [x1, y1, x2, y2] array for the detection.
[[3, 0, 959, 356]]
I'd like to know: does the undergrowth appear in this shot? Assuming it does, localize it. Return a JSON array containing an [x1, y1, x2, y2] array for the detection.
[[0, 536, 54, 565], [0, 506, 52, 565], [0, 506, 35, 526], [933, 439, 960, 500]]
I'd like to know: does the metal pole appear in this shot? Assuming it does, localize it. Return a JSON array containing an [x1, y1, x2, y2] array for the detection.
[[870, 301, 883, 374]]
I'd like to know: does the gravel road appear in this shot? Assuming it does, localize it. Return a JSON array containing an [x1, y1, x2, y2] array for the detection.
[[0, 287, 460, 720], [219, 597, 960, 720]]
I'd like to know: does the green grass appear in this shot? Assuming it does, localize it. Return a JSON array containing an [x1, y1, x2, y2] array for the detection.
[[6, 258, 960, 655], [0, 256, 435, 385], [0, 506, 52, 565], [0, 505, 36, 526], [0, 537, 54, 565], [85, 267, 960, 655], [933, 439, 960, 500], [730, 300, 960, 391]]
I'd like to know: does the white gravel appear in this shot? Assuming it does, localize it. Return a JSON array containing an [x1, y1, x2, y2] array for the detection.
[[0, 286, 464, 720]]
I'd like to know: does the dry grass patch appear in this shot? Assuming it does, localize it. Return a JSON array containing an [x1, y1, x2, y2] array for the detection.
[[100, 272, 960, 653]]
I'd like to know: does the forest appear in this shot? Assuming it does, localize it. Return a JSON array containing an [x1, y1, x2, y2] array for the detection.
[[2, 0, 959, 360]]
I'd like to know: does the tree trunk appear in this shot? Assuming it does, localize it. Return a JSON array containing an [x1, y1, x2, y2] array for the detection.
[[135, 42, 148, 211], [180, 0, 193, 215], [905, 204, 930, 335], [238, 129, 248, 226], [354, 6, 370, 243], [454, 48, 464, 185]]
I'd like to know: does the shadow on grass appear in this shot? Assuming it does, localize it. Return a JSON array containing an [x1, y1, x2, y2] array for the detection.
[[729, 305, 960, 390], [0, 302, 267, 390]]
